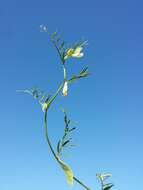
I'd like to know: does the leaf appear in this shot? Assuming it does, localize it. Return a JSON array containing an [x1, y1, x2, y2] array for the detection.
[[32, 89, 39, 99], [68, 67, 89, 84], [69, 127, 76, 132], [57, 109, 77, 156], [80, 67, 88, 73], [79, 67, 89, 77], [103, 183, 114, 190], [57, 140, 61, 154], [59, 41, 65, 50], [56, 37, 60, 43], [50, 31, 57, 40], [80, 67, 88, 75], [67, 119, 71, 125], [62, 140, 70, 147], [45, 95, 51, 103], [64, 114, 68, 125], [17, 88, 42, 100], [58, 158, 74, 186]]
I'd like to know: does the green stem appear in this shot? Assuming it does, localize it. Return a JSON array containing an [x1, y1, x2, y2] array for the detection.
[[44, 111, 59, 162], [48, 82, 64, 107], [73, 176, 91, 190], [47, 64, 67, 108]]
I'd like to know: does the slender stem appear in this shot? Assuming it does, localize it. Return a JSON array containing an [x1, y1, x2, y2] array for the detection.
[[47, 64, 68, 108], [48, 82, 64, 108], [63, 64, 67, 80], [44, 111, 59, 162], [73, 176, 91, 190]]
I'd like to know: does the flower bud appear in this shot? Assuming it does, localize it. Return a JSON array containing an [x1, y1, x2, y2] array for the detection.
[[62, 81, 68, 96]]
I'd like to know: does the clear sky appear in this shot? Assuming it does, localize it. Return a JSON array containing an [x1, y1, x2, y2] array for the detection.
[[0, 0, 142, 190]]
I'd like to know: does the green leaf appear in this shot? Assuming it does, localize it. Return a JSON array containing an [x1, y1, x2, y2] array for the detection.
[[68, 67, 89, 84], [79, 67, 89, 77], [80, 67, 88, 74], [17, 88, 43, 100], [64, 114, 68, 125], [57, 109, 77, 156], [32, 89, 39, 98], [62, 140, 70, 147], [68, 76, 78, 83], [69, 127, 76, 132], [50, 32, 57, 40], [59, 41, 65, 50], [68, 119, 71, 123], [45, 95, 51, 103], [103, 183, 114, 190], [57, 140, 61, 154], [56, 37, 60, 43]]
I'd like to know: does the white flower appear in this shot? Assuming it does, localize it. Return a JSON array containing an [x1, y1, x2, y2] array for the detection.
[[64, 46, 84, 60], [62, 81, 68, 96]]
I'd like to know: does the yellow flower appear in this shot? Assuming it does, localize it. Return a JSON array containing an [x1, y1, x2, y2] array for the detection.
[[62, 81, 68, 96], [66, 48, 75, 56], [64, 46, 84, 60]]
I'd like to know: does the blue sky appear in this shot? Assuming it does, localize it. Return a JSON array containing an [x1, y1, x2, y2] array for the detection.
[[0, 0, 142, 190]]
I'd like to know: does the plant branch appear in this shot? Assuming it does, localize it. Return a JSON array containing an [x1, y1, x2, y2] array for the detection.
[[45, 30, 65, 64], [44, 109, 92, 190]]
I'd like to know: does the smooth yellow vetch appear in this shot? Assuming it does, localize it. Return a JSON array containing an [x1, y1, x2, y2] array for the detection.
[[58, 158, 74, 186], [64, 46, 84, 60], [66, 48, 75, 56]]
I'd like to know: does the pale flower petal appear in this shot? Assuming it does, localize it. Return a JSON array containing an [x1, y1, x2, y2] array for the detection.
[[72, 52, 84, 58], [71, 46, 84, 58], [62, 81, 68, 96], [74, 47, 83, 54]]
